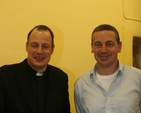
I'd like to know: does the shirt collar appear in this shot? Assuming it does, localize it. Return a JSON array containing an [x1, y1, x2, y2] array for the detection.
[[90, 60, 123, 80]]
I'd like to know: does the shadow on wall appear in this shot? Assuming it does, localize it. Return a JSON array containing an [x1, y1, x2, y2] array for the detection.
[[48, 25, 77, 113]]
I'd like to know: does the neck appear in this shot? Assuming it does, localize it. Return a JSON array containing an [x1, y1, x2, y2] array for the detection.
[[97, 61, 119, 75], [27, 63, 47, 73]]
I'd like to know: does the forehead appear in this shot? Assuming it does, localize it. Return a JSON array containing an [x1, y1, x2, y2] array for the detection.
[[29, 29, 52, 42], [93, 30, 116, 42]]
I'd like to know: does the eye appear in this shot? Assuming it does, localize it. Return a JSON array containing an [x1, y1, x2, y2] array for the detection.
[[31, 43, 38, 48], [106, 41, 114, 47], [94, 42, 102, 48], [42, 44, 50, 49]]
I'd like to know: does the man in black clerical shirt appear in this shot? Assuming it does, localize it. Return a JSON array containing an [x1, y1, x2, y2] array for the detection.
[[0, 25, 71, 113]]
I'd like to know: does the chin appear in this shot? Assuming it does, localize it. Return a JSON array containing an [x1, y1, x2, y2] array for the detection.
[[33, 62, 45, 67]]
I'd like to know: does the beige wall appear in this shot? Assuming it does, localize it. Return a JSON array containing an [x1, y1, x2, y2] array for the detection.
[[0, 0, 140, 112], [123, 0, 141, 65]]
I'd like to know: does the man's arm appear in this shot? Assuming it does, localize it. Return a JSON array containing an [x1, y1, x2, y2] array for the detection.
[[74, 83, 85, 113]]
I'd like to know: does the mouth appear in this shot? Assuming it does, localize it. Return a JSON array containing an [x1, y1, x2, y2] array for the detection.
[[99, 55, 109, 60], [34, 56, 44, 61]]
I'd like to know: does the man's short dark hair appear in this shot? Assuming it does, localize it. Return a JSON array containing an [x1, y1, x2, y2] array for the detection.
[[27, 25, 54, 46], [91, 24, 120, 45]]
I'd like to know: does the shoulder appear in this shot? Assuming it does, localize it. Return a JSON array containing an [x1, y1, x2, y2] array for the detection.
[[47, 65, 68, 78], [121, 64, 141, 74], [48, 65, 66, 73], [0, 60, 26, 76], [120, 64, 141, 80], [0, 63, 19, 72], [0, 60, 25, 71], [75, 69, 93, 86]]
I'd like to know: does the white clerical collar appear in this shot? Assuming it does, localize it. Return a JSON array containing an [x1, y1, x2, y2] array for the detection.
[[36, 72, 43, 76]]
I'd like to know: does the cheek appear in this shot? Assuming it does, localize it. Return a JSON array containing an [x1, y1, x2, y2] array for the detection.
[[92, 48, 99, 54], [26, 46, 31, 52], [44, 50, 53, 56], [113, 48, 121, 53], [27, 48, 35, 55]]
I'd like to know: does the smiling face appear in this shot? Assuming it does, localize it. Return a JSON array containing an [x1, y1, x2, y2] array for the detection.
[[26, 28, 54, 72], [91, 30, 122, 68]]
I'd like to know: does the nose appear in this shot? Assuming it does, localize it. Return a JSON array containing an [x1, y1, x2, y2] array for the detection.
[[36, 46, 43, 54], [100, 45, 108, 53]]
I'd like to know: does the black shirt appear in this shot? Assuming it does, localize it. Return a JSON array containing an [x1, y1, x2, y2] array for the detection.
[[26, 61, 48, 113]]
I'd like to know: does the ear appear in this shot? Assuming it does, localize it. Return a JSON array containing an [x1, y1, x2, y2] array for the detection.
[[51, 45, 55, 55], [91, 43, 94, 53], [118, 42, 122, 53], [26, 42, 28, 52]]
